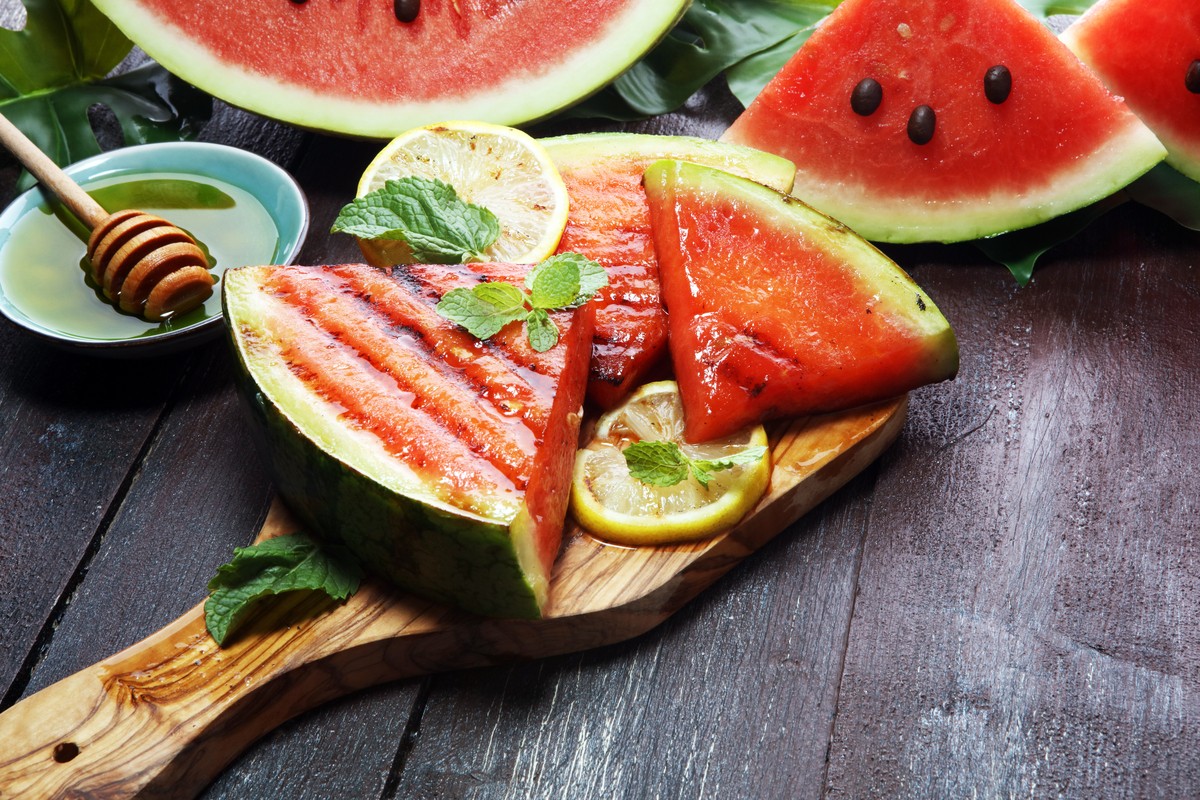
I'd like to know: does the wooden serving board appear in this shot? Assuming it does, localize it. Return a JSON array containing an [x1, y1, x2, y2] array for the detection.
[[0, 396, 906, 799]]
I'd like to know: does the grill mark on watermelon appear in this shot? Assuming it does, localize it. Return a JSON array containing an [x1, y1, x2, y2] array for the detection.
[[264, 266, 539, 488], [327, 264, 554, 437], [248, 294, 522, 511]]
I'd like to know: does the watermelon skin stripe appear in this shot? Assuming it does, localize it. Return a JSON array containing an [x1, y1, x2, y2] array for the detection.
[[90, 0, 690, 137]]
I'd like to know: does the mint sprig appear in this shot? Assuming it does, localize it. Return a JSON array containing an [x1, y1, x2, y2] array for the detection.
[[436, 253, 608, 352], [331, 176, 500, 264], [623, 441, 769, 488], [204, 533, 363, 646]]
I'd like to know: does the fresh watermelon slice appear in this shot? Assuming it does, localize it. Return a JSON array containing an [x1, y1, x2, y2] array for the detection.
[[644, 160, 958, 443], [91, 0, 688, 137], [224, 263, 593, 618], [541, 132, 796, 409], [721, 0, 1167, 244], [1062, 0, 1200, 182]]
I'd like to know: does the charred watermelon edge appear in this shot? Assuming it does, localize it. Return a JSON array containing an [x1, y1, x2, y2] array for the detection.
[[91, 0, 690, 138], [223, 266, 565, 619]]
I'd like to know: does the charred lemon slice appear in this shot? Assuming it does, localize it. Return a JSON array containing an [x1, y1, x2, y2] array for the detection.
[[356, 120, 569, 267], [571, 381, 771, 545]]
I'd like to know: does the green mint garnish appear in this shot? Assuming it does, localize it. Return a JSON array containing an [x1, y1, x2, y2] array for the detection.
[[330, 176, 500, 263], [623, 441, 769, 488], [435, 252, 608, 352], [204, 533, 363, 646]]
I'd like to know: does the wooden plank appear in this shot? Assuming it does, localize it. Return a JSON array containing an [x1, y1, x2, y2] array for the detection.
[[825, 206, 1200, 798], [0, 341, 187, 696], [391, 468, 881, 800]]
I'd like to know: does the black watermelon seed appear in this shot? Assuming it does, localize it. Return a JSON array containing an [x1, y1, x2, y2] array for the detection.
[[907, 105, 935, 145], [394, 0, 419, 22], [984, 64, 1012, 104], [289, 0, 306, 4], [1187, 60, 1200, 94], [851, 78, 883, 116]]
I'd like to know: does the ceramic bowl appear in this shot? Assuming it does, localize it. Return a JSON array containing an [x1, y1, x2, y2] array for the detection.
[[0, 141, 308, 357]]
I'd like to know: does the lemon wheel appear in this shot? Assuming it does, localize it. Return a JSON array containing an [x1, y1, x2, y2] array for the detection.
[[356, 121, 570, 267], [571, 381, 772, 546]]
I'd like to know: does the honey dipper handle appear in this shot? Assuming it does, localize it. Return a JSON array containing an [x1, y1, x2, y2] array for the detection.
[[0, 112, 108, 229]]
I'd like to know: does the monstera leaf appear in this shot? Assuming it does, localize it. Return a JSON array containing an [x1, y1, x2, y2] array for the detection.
[[0, 0, 211, 191]]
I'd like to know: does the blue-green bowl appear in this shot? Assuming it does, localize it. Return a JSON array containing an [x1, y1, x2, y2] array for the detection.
[[0, 141, 309, 357]]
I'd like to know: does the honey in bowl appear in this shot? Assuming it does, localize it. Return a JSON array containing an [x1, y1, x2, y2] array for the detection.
[[0, 171, 280, 341]]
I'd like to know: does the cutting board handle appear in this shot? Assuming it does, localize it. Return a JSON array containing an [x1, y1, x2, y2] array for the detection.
[[0, 399, 906, 799]]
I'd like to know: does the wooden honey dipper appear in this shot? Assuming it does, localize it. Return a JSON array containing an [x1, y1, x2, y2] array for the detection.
[[0, 113, 215, 322]]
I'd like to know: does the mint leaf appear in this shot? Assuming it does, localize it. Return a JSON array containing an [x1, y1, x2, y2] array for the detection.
[[624, 441, 693, 487], [204, 533, 363, 646], [436, 285, 526, 339], [526, 308, 560, 353], [331, 176, 500, 263], [435, 253, 606, 351], [624, 441, 768, 488], [528, 252, 609, 307], [527, 256, 581, 309], [691, 447, 770, 487]]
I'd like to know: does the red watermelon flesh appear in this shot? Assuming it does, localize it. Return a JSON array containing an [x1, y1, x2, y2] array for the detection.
[[644, 160, 958, 443], [1062, 0, 1200, 182], [541, 133, 796, 410], [91, 0, 688, 138], [224, 263, 593, 616], [721, 0, 1166, 244]]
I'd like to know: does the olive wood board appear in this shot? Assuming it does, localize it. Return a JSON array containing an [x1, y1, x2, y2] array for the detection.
[[0, 395, 906, 799]]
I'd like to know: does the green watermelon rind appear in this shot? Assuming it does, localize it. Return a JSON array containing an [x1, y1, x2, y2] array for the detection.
[[90, 0, 690, 138], [224, 268, 546, 619], [540, 132, 798, 194], [780, 118, 1166, 244]]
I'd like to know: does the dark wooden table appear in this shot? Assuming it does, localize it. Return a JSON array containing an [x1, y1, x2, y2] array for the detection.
[[3, 30, 1200, 800]]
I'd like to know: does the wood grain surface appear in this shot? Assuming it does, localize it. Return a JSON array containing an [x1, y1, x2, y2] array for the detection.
[[2, 4, 1199, 797], [0, 393, 904, 798]]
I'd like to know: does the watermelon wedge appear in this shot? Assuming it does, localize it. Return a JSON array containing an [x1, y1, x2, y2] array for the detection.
[[644, 160, 958, 443], [541, 132, 796, 409], [721, 0, 1167, 244], [91, 0, 689, 137], [1062, 0, 1200, 182], [224, 263, 593, 618]]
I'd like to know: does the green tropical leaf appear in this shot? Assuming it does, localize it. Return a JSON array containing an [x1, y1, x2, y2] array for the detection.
[[0, 0, 211, 191]]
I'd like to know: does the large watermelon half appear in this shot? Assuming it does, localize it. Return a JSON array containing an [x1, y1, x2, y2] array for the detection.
[[645, 160, 958, 443], [721, 0, 1167, 244], [224, 263, 593, 618], [90, 0, 689, 137], [540, 132, 795, 410], [1061, 0, 1200, 183]]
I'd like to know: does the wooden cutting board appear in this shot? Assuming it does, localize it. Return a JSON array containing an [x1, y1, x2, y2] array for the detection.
[[0, 396, 905, 799]]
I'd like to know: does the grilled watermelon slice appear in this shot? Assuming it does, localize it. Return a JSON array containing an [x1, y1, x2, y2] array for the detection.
[[721, 0, 1166, 243], [224, 263, 593, 618], [644, 160, 958, 443], [541, 132, 795, 409], [1062, 0, 1200, 182], [91, 0, 688, 137]]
